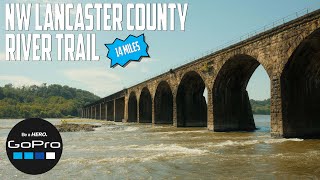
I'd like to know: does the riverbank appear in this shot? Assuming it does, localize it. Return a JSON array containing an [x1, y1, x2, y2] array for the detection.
[[55, 119, 115, 132]]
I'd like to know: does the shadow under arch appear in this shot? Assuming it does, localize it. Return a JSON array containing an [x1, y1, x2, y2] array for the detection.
[[139, 87, 152, 123], [128, 91, 137, 122], [177, 71, 207, 127], [281, 28, 320, 138], [213, 54, 270, 132], [154, 81, 173, 124]]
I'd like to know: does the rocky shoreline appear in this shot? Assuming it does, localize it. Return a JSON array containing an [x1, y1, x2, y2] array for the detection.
[[55, 123, 101, 132]]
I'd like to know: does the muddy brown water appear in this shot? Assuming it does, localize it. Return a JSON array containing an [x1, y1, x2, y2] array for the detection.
[[0, 115, 319, 179]]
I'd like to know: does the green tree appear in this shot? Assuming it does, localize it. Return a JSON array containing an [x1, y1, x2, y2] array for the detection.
[[0, 84, 99, 118]]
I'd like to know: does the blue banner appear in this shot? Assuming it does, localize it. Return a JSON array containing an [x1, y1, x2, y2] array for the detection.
[[105, 34, 149, 67]]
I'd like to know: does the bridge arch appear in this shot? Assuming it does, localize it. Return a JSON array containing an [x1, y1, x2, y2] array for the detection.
[[128, 91, 138, 122], [213, 54, 270, 131], [154, 81, 173, 124], [281, 28, 320, 138], [177, 71, 207, 127], [139, 87, 152, 123]]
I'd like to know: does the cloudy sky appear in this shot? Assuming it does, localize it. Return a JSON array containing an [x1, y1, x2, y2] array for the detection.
[[1, 0, 319, 99]]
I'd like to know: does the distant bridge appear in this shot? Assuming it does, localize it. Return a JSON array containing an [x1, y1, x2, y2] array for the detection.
[[82, 9, 320, 138]]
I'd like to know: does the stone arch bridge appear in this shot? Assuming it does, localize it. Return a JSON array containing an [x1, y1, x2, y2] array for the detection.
[[82, 10, 320, 138]]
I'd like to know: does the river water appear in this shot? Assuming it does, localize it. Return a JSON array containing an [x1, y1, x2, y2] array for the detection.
[[0, 115, 320, 179]]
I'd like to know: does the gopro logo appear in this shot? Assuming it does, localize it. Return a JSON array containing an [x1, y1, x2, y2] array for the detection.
[[7, 140, 61, 149]]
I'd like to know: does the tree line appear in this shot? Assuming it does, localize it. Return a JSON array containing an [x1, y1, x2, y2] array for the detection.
[[0, 83, 271, 118], [0, 84, 100, 118], [250, 98, 270, 115]]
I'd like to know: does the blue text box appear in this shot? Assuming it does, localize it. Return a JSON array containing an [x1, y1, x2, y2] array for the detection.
[[105, 34, 149, 67]]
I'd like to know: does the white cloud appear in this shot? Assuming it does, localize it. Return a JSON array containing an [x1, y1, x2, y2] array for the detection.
[[0, 52, 6, 61], [124, 61, 151, 74], [142, 58, 156, 63], [0, 75, 41, 87], [63, 67, 123, 97], [141, 67, 149, 73]]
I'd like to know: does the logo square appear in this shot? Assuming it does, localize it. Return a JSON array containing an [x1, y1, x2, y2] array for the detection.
[[35, 152, 45, 160], [13, 152, 22, 160], [24, 152, 34, 160], [46, 152, 55, 160]]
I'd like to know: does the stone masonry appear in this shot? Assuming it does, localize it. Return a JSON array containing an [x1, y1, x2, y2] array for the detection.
[[83, 10, 320, 138]]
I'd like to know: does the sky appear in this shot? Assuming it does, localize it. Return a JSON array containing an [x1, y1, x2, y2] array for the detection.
[[0, 0, 319, 100]]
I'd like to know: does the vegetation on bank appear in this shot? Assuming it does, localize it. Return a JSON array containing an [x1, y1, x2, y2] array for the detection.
[[250, 99, 270, 115], [0, 83, 271, 118], [0, 84, 100, 118]]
